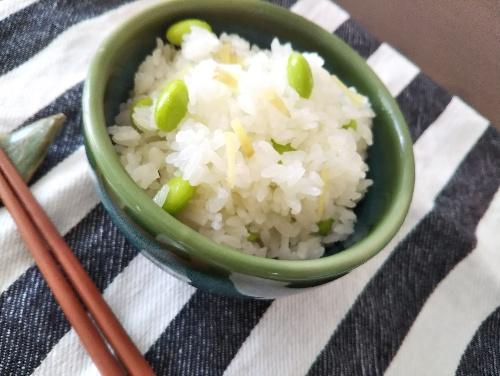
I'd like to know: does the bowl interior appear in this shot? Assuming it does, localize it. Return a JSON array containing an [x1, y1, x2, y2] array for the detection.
[[84, 0, 414, 282]]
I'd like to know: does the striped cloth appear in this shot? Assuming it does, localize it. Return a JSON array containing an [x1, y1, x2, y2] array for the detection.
[[0, 0, 499, 374]]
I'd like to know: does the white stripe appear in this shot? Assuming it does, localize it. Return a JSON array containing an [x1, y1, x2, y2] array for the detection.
[[367, 43, 419, 96], [291, 0, 349, 33], [33, 254, 196, 376], [386, 189, 500, 376], [0, 0, 38, 22], [0, 147, 99, 293], [412, 97, 492, 198], [0, 0, 163, 133], [223, 99, 489, 376]]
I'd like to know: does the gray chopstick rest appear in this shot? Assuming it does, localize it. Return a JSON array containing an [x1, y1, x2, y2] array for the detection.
[[0, 114, 66, 182]]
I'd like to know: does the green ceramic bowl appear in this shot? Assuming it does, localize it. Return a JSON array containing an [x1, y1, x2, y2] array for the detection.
[[82, 0, 414, 298]]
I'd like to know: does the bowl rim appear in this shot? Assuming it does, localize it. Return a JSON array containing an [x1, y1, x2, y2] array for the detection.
[[82, 0, 415, 282]]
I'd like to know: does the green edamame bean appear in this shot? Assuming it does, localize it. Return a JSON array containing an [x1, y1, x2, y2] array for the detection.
[[154, 80, 189, 132], [342, 119, 357, 130], [271, 139, 296, 154], [317, 218, 334, 236], [130, 96, 153, 127], [287, 52, 313, 99], [166, 19, 212, 46], [163, 176, 196, 215]]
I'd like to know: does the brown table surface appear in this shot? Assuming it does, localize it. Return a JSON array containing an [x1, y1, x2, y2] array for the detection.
[[335, 0, 500, 127]]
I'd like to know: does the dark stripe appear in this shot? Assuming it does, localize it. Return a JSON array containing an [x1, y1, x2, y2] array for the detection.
[[26, 82, 84, 184], [335, 24, 452, 142], [0, 0, 133, 76], [145, 292, 270, 376], [456, 306, 500, 376], [307, 126, 500, 376], [396, 73, 453, 141], [0, 205, 138, 376], [334, 19, 381, 59]]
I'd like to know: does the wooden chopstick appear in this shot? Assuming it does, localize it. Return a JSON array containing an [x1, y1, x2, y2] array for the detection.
[[0, 148, 154, 376], [0, 170, 124, 375]]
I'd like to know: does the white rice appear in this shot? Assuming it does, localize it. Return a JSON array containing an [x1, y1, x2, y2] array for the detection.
[[109, 27, 375, 260]]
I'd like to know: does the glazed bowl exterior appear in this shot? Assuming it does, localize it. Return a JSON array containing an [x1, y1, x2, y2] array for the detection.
[[82, 0, 414, 298]]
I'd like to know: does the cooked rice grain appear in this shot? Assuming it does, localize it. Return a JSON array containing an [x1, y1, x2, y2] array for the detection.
[[110, 27, 374, 259]]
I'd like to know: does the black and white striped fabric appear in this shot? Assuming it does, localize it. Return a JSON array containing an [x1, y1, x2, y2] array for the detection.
[[0, 0, 499, 375]]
